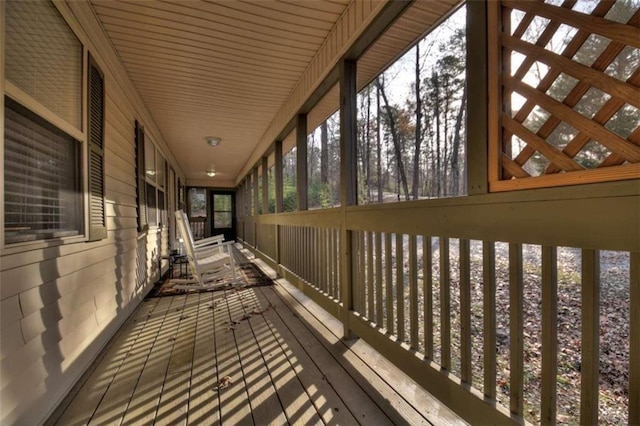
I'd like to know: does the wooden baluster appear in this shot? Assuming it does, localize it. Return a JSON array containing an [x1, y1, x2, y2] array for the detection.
[[325, 228, 330, 296], [424, 236, 433, 360], [320, 228, 327, 295], [313, 227, 318, 288], [460, 239, 472, 384], [296, 226, 301, 276], [306, 227, 311, 284], [441, 237, 451, 370], [396, 234, 405, 341], [580, 249, 599, 425], [312, 227, 315, 284], [385, 233, 394, 333], [332, 228, 337, 298], [293, 226, 297, 272], [509, 243, 523, 416], [541, 245, 558, 425], [484, 241, 497, 399], [367, 231, 374, 320], [358, 231, 366, 314], [409, 235, 419, 350], [376, 232, 383, 327], [335, 229, 341, 298], [304, 227, 309, 281]]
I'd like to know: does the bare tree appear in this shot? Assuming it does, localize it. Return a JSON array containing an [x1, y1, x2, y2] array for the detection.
[[450, 84, 466, 195], [376, 78, 410, 201], [320, 122, 328, 185], [412, 43, 422, 200], [376, 80, 383, 202]]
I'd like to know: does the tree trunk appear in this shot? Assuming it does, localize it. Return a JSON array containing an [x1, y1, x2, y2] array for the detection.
[[433, 71, 441, 197], [443, 80, 450, 196], [376, 82, 383, 203], [412, 44, 422, 200], [320, 121, 328, 185], [365, 86, 371, 202], [376, 79, 410, 201], [450, 84, 467, 196]]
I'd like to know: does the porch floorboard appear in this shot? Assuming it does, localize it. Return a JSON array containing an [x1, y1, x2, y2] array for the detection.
[[51, 254, 465, 426]]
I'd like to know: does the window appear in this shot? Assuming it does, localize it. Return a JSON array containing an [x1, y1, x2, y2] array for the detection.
[[356, 5, 467, 203], [4, 0, 106, 245], [146, 182, 157, 227], [4, 100, 82, 244], [282, 129, 298, 212], [267, 162, 276, 214], [145, 137, 156, 181], [213, 194, 233, 229], [307, 102, 341, 210], [144, 145, 166, 227], [134, 121, 166, 230], [5, 0, 82, 129], [135, 121, 148, 232], [189, 188, 206, 218]]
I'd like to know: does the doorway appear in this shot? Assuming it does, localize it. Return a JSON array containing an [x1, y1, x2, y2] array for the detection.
[[210, 191, 235, 242]]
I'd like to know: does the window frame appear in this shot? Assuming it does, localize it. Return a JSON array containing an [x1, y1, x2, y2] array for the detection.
[[138, 132, 168, 230], [212, 193, 233, 229], [0, 0, 106, 252]]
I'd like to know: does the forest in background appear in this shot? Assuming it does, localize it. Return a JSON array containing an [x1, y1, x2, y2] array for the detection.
[[244, 1, 637, 424], [253, 0, 638, 213]]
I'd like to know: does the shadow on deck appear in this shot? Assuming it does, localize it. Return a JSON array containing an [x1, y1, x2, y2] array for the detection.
[[48, 249, 464, 425]]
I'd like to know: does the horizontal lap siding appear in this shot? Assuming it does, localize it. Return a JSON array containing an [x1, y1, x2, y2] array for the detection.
[[0, 70, 159, 425]]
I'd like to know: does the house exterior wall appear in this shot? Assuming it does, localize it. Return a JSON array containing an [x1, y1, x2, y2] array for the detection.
[[0, 2, 179, 424]]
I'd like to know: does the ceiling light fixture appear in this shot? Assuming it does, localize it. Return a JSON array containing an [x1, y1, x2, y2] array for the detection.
[[205, 136, 221, 147], [206, 169, 216, 177]]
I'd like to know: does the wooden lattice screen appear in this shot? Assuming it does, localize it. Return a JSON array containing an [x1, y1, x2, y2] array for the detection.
[[489, 0, 640, 191]]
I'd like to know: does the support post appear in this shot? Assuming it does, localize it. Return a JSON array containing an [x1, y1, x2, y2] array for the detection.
[[261, 156, 269, 215], [247, 173, 253, 216], [275, 140, 283, 266], [275, 141, 284, 214], [296, 114, 308, 211], [467, 0, 489, 195], [253, 166, 259, 215], [252, 167, 259, 247], [339, 58, 357, 339]]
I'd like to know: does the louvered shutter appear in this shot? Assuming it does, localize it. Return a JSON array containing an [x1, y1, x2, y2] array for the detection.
[[87, 57, 107, 241], [135, 120, 148, 232]]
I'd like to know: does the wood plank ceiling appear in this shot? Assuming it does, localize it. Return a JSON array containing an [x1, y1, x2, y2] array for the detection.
[[90, 0, 459, 185]]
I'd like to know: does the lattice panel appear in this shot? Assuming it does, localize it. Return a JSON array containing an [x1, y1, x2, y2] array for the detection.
[[492, 0, 640, 190]]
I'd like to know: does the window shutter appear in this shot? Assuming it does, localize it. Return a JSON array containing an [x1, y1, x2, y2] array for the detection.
[[135, 120, 148, 232], [87, 57, 107, 241]]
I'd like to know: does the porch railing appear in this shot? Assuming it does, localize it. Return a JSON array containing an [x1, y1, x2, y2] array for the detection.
[[238, 182, 639, 425]]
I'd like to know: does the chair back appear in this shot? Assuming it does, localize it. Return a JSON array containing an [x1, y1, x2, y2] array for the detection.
[[175, 210, 203, 281]]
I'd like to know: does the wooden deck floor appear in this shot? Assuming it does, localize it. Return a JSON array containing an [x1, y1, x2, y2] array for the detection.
[[50, 257, 464, 426]]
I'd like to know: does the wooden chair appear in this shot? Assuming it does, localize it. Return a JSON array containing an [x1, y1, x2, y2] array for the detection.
[[171, 210, 237, 290]]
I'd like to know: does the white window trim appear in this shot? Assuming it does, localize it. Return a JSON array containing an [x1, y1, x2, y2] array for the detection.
[[1, 0, 92, 254], [144, 137, 168, 230]]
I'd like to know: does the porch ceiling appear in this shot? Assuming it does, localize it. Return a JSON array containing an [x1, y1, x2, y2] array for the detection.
[[89, 0, 350, 185], [89, 0, 458, 186]]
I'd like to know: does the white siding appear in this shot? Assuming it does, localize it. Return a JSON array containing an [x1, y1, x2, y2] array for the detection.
[[0, 2, 178, 424]]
